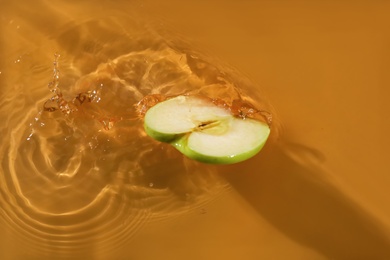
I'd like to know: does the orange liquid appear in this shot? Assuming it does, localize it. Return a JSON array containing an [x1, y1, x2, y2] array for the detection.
[[1, 0, 390, 259]]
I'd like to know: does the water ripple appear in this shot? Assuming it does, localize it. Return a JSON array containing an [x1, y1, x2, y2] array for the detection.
[[0, 15, 275, 258]]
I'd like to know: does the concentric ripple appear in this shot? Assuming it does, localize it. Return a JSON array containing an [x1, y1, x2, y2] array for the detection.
[[0, 14, 273, 258]]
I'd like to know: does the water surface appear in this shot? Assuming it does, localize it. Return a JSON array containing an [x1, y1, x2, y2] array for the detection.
[[1, 0, 390, 259]]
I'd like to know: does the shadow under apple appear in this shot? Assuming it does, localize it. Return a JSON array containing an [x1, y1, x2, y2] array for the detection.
[[221, 140, 390, 259]]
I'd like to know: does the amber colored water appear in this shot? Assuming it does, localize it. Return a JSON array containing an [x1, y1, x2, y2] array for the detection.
[[1, 1, 390, 259]]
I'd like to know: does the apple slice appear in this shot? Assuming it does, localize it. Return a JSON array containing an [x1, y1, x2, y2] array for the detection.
[[144, 95, 270, 164]]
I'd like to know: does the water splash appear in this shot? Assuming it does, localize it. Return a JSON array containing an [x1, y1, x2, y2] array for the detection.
[[0, 15, 275, 258]]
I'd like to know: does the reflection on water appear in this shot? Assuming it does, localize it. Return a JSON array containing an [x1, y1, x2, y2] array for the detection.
[[2, 0, 390, 259], [0, 6, 247, 259]]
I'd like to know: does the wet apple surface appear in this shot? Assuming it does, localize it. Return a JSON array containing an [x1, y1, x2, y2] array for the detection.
[[143, 95, 270, 164]]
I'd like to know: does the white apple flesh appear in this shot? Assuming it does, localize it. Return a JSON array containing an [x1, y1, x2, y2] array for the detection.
[[144, 95, 270, 164]]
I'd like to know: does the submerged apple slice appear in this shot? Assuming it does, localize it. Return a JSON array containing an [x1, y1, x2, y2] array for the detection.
[[144, 95, 270, 164]]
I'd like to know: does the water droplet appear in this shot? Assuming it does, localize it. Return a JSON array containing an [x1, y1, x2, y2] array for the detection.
[[149, 183, 154, 187], [100, 118, 114, 130], [26, 131, 34, 141]]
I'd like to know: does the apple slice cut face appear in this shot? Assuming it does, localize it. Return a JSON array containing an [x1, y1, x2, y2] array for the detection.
[[144, 95, 231, 142], [184, 118, 270, 164], [144, 95, 270, 164]]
